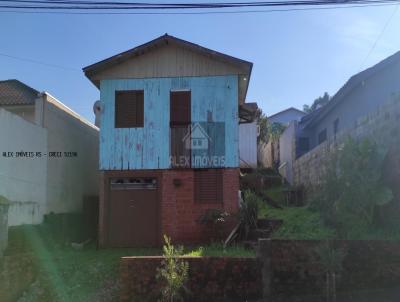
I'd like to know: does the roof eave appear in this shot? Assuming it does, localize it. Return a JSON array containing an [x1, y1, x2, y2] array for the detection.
[[83, 34, 253, 86]]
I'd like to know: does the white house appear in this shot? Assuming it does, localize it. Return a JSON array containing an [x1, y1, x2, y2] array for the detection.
[[0, 79, 99, 226]]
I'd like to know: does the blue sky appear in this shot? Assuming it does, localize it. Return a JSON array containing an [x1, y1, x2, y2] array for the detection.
[[0, 4, 399, 123]]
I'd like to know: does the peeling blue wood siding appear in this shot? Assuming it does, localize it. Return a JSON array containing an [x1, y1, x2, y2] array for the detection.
[[99, 75, 238, 170]]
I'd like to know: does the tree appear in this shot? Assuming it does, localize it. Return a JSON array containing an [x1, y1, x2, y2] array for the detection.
[[257, 110, 286, 144], [303, 92, 330, 113]]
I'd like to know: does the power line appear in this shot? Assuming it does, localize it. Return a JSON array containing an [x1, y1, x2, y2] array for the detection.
[[0, 0, 398, 13], [358, 3, 399, 70], [0, 52, 80, 71], [0, 0, 399, 10]]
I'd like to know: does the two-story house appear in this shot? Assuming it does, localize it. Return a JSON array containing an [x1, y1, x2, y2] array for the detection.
[[83, 34, 252, 247]]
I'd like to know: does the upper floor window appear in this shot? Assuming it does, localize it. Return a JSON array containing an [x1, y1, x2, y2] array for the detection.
[[298, 137, 310, 152], [115, 90, 144, 128], [318, 129, 327, 145], [333, 118, 339, 136]]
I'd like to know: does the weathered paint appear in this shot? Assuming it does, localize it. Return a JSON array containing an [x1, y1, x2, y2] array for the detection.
[[99, 75, 239, 170]]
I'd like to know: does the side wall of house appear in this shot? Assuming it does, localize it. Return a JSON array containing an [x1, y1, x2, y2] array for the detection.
[[99, 75, 239, 170], [279, 121, 297, 184], [293, 95, 400, 187], [269, 110, 305, 125], [309, 59, 400, 149], [239, 122, 258, 168], [0, 108, 47, 226], [43, 95, 99, 214]]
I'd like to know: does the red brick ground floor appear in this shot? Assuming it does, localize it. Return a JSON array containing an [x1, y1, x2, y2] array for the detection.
[[98, 168, 239, 247]]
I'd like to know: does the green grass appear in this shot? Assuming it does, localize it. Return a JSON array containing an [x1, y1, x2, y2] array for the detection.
[[184, 243, 255, 257], [258, 202, 336, 240], [263, 187, 287, 206], [2, 224, 254, 302]]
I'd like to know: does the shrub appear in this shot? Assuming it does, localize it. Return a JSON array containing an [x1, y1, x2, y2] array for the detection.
[[157, 235, 189, 302], [311, 137, 393, 238], [239, 190, 259, 239]]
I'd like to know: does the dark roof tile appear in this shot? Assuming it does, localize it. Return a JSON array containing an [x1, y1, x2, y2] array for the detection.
[[0, 79, 39, 106]]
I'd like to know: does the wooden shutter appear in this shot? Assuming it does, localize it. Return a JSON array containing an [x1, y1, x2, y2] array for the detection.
[[194, 169, 223, 203], [115, 90, 144, 128], [170, 91, 191, 126], [170, 91, 191, 168]]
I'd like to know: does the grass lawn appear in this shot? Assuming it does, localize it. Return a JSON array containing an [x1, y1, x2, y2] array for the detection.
[[1, 224, 254, 302], [257, 189, 336, 240]]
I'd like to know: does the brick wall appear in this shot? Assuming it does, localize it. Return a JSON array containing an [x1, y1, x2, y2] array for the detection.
[[161, 168, 239, 243], [120, 256, 261, 302], [99, 168, 239, 246], [293, 96, 400, 187]]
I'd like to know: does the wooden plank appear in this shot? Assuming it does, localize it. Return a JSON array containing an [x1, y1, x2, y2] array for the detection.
[[99, 76, 239, 170]]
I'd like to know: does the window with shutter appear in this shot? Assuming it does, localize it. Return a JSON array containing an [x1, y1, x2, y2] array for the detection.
[[170, 91, 191, 126], [170, 91, 191, 168], [194, 169, 223, 203], [115, 90, 144, 128]]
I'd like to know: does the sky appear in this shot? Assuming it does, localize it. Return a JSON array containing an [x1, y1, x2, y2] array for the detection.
[[0, 3, 399, 123]]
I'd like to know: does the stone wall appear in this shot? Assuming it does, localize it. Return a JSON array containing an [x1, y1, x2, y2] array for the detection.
[[119, 256, 261, 302], [258, 239, 400, 300], [293, 96, 400, 187]]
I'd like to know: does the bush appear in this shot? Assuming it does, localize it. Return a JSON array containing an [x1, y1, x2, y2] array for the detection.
[[239, 190, 259, 239], [157, 235, 189, 302], [311, 138, 393, 238]]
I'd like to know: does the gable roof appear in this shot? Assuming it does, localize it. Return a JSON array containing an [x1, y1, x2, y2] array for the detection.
[[301, 50, 400, 129], [83, 34, 252, 104], [83, 33, 252, 79], [268, 107, 305, 120], [0, 79, 39, 106]]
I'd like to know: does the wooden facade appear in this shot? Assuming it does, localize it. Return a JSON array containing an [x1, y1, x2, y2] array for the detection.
[[84, 34, 252, 247], [99, 75, 239, 170]]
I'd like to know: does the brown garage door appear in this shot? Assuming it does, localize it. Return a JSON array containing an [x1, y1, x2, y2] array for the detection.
[[108, 177, 159, 247]]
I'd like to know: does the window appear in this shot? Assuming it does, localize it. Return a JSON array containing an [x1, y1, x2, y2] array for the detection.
[[298, 137, 310, 152], [194, 169, 223, 203], [318, 129, 327, 144], [170, 91, 191, 168], [115, 90, 144, 128], [333, 118, 339, 135], [170, 91, 191, 126]]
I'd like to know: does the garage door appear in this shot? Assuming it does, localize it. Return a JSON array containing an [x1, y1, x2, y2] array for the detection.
[[108, 177, 159, 247]]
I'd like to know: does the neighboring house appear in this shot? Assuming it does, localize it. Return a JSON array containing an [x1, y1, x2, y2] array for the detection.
[[0, 79, 99, 226], [83, 34, 252, 247], [258, 107, 305, 169], [268, 107, 305, 125], [279, 50, 400, 184], [239, 102, 259, 169]]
